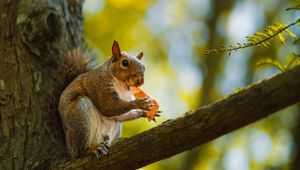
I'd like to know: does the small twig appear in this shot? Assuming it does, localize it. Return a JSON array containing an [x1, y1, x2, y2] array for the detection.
[[205, 19, 300, 55]]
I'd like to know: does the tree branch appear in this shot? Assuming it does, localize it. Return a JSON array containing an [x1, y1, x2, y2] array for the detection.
[[54, 65, 300, 170]]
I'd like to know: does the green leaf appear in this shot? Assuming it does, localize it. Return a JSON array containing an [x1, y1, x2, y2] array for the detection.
[[255, 32, 268, 38], [261, 42, 268, 48], [256, 58, 285, 72], [278, 33, 285, 43], [256, 58, 273, 66], [272, 60, 285, 72], [265, 29, 273, 36], [268, 25, 280, 32], [285, 29, 297, 39], [285, 53, 297, 69]]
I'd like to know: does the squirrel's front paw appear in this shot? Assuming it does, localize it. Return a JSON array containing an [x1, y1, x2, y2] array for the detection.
[[132, 97, 155, 111]]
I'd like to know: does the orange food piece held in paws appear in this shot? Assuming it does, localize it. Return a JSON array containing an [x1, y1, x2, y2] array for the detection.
[[130, 86, 159, 121]]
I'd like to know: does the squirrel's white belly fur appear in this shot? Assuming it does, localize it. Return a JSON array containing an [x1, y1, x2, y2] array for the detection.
[[87, 78, 134, 147]]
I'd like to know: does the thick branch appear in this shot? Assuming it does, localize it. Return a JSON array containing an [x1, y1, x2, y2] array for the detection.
[[55, 65, 300, 170]]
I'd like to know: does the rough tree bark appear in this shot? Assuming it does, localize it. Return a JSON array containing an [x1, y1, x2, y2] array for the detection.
[[1, 1, 300, 170], [0, 0, 83, 169]]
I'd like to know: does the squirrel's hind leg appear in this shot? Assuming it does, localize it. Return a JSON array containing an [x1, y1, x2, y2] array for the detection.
[[61, 96, 92, 159]]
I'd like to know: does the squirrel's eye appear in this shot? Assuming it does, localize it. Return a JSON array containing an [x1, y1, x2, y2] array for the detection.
[[122, 60, 129, 67]]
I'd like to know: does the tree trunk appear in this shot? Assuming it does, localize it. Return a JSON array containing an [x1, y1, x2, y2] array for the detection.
[[0, 0, 83, 169]]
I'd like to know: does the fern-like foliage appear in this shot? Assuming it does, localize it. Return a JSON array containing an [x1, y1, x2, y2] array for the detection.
[[256, 53, 300, 72], [205, 19, 300, 55]]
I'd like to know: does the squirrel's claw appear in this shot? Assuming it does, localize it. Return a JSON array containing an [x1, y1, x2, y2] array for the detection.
[[149, 104, 157, 107], [133, 97, 152, 111], [141, 96, 149, 101], [155, 113, 161, 117], [103, 142, 110, 150], [95, 142, 110, 159], [147, 99, 154, 102], [95, 150, 103, 159]]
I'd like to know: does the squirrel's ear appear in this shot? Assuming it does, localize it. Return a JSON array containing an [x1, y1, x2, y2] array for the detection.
[[137, 52, 143, 60], [112, 40, 121, 61]]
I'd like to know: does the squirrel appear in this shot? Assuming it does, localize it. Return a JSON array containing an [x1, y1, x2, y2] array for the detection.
[[48, 41, 154, 159]]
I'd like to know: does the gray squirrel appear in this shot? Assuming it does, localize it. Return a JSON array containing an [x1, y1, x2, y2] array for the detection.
[[49, 41, 156, 159]]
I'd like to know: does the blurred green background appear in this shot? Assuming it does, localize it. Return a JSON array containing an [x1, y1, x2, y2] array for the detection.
[[82, 0, 300, 169]]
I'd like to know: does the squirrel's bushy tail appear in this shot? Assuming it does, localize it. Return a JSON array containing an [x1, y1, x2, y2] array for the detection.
[[47, 49, 92, 145]]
